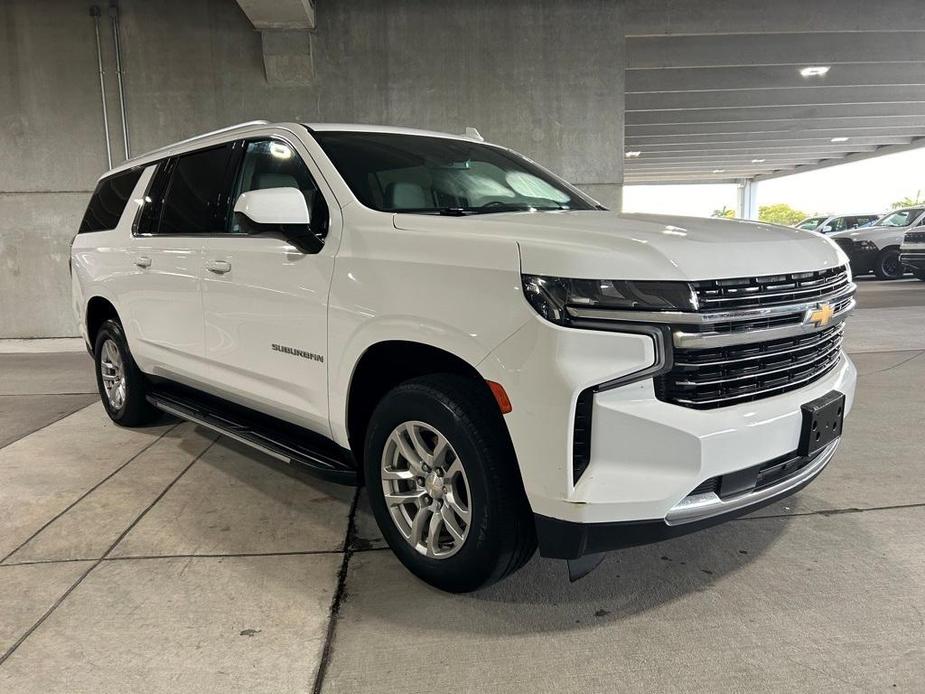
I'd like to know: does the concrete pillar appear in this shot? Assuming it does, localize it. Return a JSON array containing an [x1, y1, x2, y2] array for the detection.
[[737, 178, 759, 220]]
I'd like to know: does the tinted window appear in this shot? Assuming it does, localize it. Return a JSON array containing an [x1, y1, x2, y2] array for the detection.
[[229, 140, 326, 239], [313, 131, 595, 214], [796, 216, 826, 230], [873, 208, 925, 227], [79, 168, 144, 233], [158, 144, 235, 234]]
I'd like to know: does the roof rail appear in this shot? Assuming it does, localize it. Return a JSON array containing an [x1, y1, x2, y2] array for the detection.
[[130, 120, 271, 163]]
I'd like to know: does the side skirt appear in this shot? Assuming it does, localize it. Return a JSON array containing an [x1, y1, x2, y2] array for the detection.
[[146, 386, 358, 485]]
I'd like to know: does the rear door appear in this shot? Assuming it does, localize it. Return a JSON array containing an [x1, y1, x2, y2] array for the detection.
[[124, 143, 237, 382], [198, 135, 338, 434]]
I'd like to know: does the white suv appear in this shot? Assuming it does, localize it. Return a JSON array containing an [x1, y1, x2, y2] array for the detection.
[[71, 121, 857, 591]]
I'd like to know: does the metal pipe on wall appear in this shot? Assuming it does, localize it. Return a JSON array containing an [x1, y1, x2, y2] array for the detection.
[[90, 5, 112, 170], [110, 2, 130, 160]]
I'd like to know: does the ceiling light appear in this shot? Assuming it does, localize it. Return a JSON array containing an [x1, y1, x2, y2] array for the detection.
[[625, 151, 641, 158], [800, 66, 830, 77], [751, 159, 766, 163], [712, 169, 726, 173], [831, 137, 849, 143]]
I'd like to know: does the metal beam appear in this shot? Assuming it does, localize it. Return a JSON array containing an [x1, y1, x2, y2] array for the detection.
[[627, 102, 925, 126], [627, 32, 925, 68], [628, 86, 925, 112], [626, 0, 925, 36], [627, 119, 925, 137], [625, 132, 915, 146], [627, 63, 925, 93], [753, 137, 925, 181], [235, 0, 315, 30]]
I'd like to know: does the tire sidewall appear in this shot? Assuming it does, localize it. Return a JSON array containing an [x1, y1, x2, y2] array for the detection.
[[93, 319, 148, 424], [875, 248, 904, 280], [364, 384, 506, 591]]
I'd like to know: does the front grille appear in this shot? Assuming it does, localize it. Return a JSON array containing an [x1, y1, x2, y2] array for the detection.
[[904, 230, 925, 244], [692, 265, 849, 311], [656, 324, 845, 409]]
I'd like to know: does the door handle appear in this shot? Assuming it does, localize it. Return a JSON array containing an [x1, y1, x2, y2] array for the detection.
[[134, 256, 152, 268], [206, 260, 232, 274]]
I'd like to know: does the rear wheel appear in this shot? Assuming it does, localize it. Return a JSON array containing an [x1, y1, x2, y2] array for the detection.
[[873, 248, 904, 280], [93, 319, 160, 426], [364, 374, 535, 592]]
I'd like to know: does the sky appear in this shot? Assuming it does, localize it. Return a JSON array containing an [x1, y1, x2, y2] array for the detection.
[[622, 146, 925, 219]]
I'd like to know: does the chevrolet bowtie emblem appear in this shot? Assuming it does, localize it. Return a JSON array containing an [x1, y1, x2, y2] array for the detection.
[[807, 303, 835, 328]]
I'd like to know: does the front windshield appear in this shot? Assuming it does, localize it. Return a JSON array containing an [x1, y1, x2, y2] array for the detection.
[[312, 131, 597, 214], [796, 216, 827, 230], [873, 208, 924, 227]]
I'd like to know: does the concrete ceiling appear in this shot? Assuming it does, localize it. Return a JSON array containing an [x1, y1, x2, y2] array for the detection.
[[623, 0, 925, 184]]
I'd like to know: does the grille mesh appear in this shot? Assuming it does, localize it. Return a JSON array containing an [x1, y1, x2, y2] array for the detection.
[[692, 266, 849, 311], [657, 325, 845, 409]]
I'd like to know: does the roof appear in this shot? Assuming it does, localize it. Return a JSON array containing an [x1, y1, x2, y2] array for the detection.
[[305, 122, 481, 142], [104, 121, 487, 179]]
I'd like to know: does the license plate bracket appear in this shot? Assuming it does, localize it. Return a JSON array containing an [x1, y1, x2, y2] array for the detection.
[[799, 390, 845, 458]]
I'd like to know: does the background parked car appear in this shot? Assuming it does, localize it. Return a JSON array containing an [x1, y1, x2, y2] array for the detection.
[[830, 207, 925, 280], [794, 213, 881, 233]]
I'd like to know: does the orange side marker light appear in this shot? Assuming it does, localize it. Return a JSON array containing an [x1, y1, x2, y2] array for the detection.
[[486, 380, 513, 414]]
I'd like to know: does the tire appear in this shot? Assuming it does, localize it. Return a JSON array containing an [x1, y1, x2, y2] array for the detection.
[[364, 374, 536, 592], [914, 269, 925, 281], [93, 319, 160, 427], [873, 248, 904, 280]]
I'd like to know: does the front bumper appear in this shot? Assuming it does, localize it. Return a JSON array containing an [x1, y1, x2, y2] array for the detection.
[[900, 248, 925, 274], [479, 313, 857, 558], [834, 239, 878, 275], [535, 438, 839, 559]]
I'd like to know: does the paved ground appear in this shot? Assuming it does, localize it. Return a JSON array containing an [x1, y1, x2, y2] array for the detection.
[[1, 279, 923, 692]]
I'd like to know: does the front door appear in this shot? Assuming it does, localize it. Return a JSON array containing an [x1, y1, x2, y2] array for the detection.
[[198, 137, 337, 435]]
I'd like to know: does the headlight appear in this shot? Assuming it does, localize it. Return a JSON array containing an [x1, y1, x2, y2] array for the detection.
[[522, 274, 697, 326]]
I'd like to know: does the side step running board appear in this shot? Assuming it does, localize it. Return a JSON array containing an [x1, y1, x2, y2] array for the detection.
[[147, 390, 358, 485]]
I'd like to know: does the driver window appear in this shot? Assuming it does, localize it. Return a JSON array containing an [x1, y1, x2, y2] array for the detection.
[[230, 140, 328, 239]]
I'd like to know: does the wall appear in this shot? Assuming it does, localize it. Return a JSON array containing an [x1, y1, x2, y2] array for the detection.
[[0, 0, 625, 337]]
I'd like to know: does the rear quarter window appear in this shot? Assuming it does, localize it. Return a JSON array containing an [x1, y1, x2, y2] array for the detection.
[[79, 168, 144, 233]]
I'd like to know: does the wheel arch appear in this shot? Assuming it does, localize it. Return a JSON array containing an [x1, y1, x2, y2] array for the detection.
[[86, 295, 121, 347], [344, 340, 505, 466]]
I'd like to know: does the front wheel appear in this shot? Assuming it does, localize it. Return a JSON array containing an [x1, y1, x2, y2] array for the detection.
[[873, 248, 904, 280], [364, 374, 535, 592], [93, 319, 160, 427]]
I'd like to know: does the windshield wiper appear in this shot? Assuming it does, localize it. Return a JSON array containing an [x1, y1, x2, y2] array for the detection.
[[385, 204, 570, 216]]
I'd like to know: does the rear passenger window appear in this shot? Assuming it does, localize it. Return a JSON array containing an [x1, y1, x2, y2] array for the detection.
[[158, 144, 235, 235], [79, 168, 144, 233]]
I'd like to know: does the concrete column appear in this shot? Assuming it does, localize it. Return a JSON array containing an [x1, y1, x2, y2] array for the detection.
[[737, 179, 759, 220]]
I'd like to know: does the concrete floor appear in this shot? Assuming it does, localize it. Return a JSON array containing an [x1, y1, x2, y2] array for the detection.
[[1, 280, 923, 692]]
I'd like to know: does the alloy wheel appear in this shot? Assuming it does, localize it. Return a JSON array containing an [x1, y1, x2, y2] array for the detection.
[[100, 338, 127, 411], [380, 421, 472, 559]]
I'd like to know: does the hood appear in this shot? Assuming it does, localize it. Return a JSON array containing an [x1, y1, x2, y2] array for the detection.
[[393, 211, 846, 281], [830, 225, 907, 246]]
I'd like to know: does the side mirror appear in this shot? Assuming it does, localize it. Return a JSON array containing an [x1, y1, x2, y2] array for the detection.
[[233, 187, 322, 253], [820, 225, 833, 232]]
